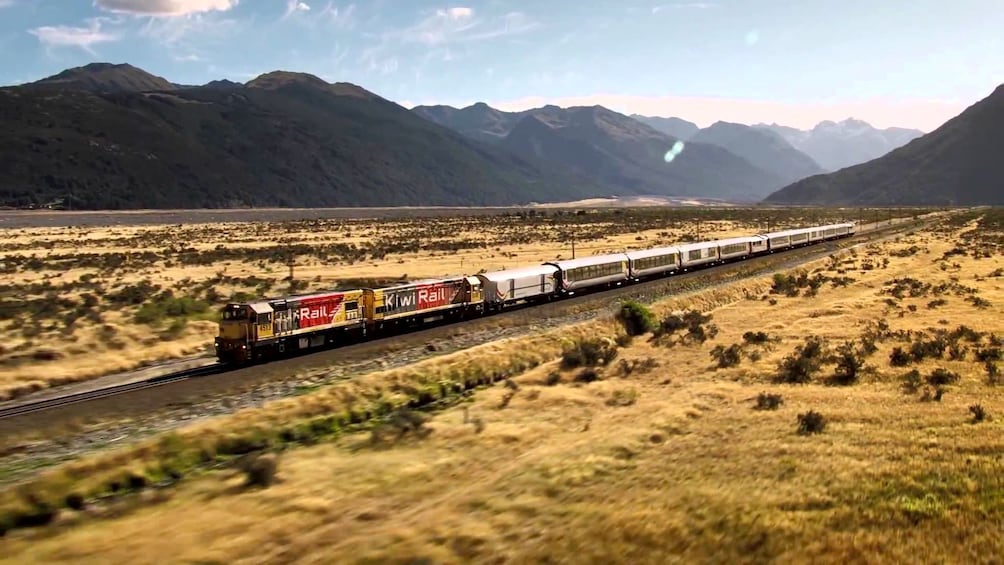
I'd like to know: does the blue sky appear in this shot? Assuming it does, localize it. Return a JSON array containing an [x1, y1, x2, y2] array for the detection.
[[0, 0, 1001, 130]]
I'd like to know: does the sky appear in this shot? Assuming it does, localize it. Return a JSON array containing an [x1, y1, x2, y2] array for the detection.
[[0, 0, 1001, 131]]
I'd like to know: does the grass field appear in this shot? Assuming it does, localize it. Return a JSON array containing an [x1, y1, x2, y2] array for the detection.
[[1, 208, 999, 562], [0, 206, 897, 401]]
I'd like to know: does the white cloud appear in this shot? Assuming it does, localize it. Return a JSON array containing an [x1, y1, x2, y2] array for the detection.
[[486, 93, 966, 132], [93, 0, 239, 16], [29, 20, 119, 54], [652, 2, 717, 13], [0, 0, 15, 8], [282, 0, 310, 19], [172, 53, 203, 61], [438, 7, 472, 20]]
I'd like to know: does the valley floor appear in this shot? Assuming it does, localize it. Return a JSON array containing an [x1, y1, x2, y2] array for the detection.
[[1, 211, 1001, 563]]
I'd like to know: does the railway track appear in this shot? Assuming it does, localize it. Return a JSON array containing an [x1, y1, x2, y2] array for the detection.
[[0, 217, 928, 424], [0, 365, 226, 420]]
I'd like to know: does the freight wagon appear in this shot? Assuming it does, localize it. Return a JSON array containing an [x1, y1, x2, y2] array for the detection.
[[478, 265, 559, 310]]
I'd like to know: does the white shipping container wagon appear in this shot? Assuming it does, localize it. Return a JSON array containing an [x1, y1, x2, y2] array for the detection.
[[546, 254, 629, 292], [477, 264, 559, 307], [678, 241, 720, 270], [626, 246, 681, 279], [713, 236, 757, 260]]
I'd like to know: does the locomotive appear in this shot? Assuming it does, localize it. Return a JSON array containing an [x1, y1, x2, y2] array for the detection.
[[215, 222, 855, 364]]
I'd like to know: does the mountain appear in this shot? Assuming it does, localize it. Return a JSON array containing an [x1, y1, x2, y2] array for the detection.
[[412, 102, 524, 144], [689, 121, 824, 186], [630, 115, 699, 141], [764, 84, 1004, 205], [0, 65, 612, 209], [754, 119, 924, 171], [26, 62, 176, 93], [497, 105, 785, 201]]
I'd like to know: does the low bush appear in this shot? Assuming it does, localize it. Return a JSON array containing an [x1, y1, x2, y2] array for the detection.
[[615, 300, 656, 337], [828, 341, 864, 386], [926, 368, 960, 386], [775, 336, 828, 384], [969, 404, 989, 423], [754, 392, 783, 410], [560, 337, 618, 369], [796, 410, 826, 435], [710, 344, 743, 369], [242, 453, 279, 488]]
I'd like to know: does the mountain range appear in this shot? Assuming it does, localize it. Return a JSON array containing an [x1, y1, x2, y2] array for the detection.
[[0, 62, 996, 209], [765, 84, 1004, 205], [415, 102, 787, 200], [754, 119, 924, 171], [0, 63, 613, 209]]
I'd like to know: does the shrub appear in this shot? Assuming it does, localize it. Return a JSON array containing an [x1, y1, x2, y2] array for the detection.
[[889, 347, 912, 367], [986, 361, 1000, 385], [544, 371, 561, 386], [775, 336, 828, 384], [742, 331, 770, 345], [754, 392, 783, 411], [829, 341, 863, 386], [901, 369, 923, 394], [797, 410, 826, 435], [926, 368, 960, 386], [616, 300, 656, 336], [969, 404, 989, 423], [710, 344, 742, 369], [242, 454, 279, 488], [560, 337, 618, 369], [574, 368, 600, 383], [64, 493, 85, 511]]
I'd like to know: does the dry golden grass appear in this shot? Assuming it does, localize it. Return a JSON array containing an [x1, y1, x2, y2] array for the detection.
[[0, 212, 768, 399], [4, 203, 902, 401], [1, 212, 1000, 562]]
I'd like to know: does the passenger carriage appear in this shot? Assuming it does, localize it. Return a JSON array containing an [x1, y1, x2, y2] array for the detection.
[[678, 241, 720, 270], [625, 246, 681, 280], [546, 253, 630, 293]]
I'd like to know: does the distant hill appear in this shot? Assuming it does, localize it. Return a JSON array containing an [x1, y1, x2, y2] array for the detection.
[[498, 105, 785, 201], [764, 84, 1004, 205], [0, 65, 612, 209], [754, 118, 924, 171], [689, 121, 824, 186], [630, 115, 699, 141], [412, 102, 523, 144], [26, 62, 176, 93]]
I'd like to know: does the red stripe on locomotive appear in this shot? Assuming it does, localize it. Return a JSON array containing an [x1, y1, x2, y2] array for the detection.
[[293, 293, 345, 329], [417, 282, 460, 310]]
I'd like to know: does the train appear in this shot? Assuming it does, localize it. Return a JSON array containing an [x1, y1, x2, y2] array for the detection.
[[214, 222, 856, 364]]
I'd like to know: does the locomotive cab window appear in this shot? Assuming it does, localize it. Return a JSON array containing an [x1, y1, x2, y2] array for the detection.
[[345, 301, 358, 311]]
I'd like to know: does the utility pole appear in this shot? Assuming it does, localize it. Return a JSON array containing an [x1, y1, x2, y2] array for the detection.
[[571, 232, 576, 259]]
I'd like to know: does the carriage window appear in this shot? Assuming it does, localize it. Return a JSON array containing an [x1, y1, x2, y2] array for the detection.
[[346, 301, 358, 311]]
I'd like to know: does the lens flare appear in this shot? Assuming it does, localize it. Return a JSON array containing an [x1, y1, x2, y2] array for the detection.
[[663, 140, 685, 163]]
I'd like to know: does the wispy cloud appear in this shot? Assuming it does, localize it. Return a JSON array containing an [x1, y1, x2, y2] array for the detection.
[[172, 53, 203, 62], [28, 19, 119, 54], [94, 0, 239, 16], [651, 2, 718, 14], [281, 0, 311, 20], [0, 0, 15, 9], [139, 13, 240, 46]]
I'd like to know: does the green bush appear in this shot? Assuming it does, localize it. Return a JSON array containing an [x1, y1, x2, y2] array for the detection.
[[615, 300, 656, 336], [775, 336, 828, 384]]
